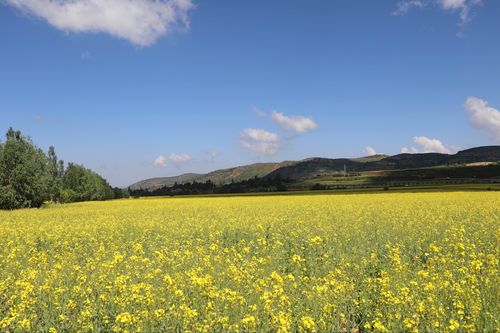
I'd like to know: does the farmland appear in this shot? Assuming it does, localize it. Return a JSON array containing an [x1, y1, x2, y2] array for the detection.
[[0, 192, 498, 332]]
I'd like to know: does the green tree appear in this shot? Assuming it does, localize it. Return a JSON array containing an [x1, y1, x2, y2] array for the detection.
[[113, 187, 130, 199], [0, 128, 50, 209], [62, 163, 114, 202], [46, 146, 64, 201]]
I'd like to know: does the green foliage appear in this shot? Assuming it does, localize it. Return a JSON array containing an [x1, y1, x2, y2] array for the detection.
[[0, 185, 22, 210], [0, 128, 50, 209], [62, 163, 114, 202], [0, 128, 117, 210], [113, 187, 130, 199], [46, 145, 63, 202], [129, 176, 290, 197], [60, 188, 78, 203]]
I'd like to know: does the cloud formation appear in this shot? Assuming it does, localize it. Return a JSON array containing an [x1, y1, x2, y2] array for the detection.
[[363, 146, 377, 156], [393, 0, 425, 15], [5, 0, 194, 47], [242, 107, 317, 156], [401, 136, 456, 154], [401, 146, 419, 154], [168, 153, 191, 164], [465, 97, 500, 143], [240, 128, 280, 155], [270, 110, 318, 133], [394, 0, 482, 25], [154, 155, 167, 167]]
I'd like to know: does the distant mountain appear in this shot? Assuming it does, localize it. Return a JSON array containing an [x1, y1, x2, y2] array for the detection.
[[129, 173, 203, 191], [129, 162, 294, 191], [129, 146, 500, 190], [268, 146, 500, 181]]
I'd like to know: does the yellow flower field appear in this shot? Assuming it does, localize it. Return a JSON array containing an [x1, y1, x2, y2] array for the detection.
[[0, 192, 498, 333]]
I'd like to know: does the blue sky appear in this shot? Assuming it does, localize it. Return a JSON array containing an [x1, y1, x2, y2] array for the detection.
[[1, 0, 499, 187]]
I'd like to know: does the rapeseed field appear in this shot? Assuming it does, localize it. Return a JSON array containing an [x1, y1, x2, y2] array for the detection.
[[0, 192, 498, 332]]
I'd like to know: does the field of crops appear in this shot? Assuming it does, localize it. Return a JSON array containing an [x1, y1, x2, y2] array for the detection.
[[0, 192, 498, 332]]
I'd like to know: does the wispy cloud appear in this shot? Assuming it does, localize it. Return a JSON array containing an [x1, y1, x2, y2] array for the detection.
[[252, 106, 266, 117], [439, 0, 482, 25], [363, 146, 377, 156], [401, 136, 456, 154], [393, 0, 482, 27], [5, 0, 195, 47], [154, 152, 191, 167], [270, 110, 318, 133], [465, 97, 500, 143], [240, 128, 280, 155], [243, 107, 317, 156], [401, 146, 419, 154], [393, 0, 425, 16], [168, 152, 191, 164], [154, 155, 167, 167]]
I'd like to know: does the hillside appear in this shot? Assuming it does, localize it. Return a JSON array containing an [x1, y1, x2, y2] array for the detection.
[[129, 146, 500, 190], [128, 173, 203, 191], [129, 162, 295, 190], [268, 146, 500, 181]]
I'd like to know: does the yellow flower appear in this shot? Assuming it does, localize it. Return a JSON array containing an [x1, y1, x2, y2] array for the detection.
[[241, 315, 257, 330], [292, 254, 303, 264], [0, 192, 496, 332], [299, 316, 316, 333], [154, 309, 165, 319], [115, 312, 133, 324], [449, 319, 460, 331]]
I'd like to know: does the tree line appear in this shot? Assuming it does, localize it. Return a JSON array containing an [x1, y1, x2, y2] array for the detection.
[[129, 175, 289, 197], [0, 128, 127, 210]]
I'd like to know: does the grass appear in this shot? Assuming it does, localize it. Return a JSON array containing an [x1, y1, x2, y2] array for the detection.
[[135, 183, 500, 200]]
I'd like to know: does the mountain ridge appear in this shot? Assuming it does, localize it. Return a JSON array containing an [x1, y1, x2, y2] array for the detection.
[[129, 146, 500, 190]]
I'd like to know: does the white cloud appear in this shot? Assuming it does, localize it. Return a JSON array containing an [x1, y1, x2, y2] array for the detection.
[[270, 110, 318, 133], [440, 0, 482, 25], [363, 146, 377, 156], [154, 155, 167, 167], [401, 146, 419, 154], [242, 128, 279, 142], [243, 108, 317, 155], [168, 152, 191, 163], [413, 136, 454, 153], [465, 97, 500, 143], [5, 0, 194, 47], [401, 136, 456, 154], [440, 0, 466, 9], [393, 0, 482, 25], [393, 0, 425, 15], [240, 128, 280, 155]]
